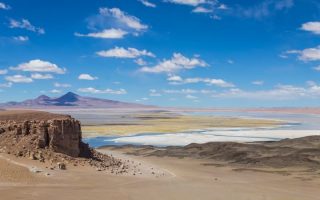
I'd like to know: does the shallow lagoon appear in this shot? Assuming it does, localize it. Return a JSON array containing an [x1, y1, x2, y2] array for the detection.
[[84, 127, 320, 148], [50, 109, 320, 147]]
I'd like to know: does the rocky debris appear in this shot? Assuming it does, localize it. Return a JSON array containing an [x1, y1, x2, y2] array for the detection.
[[57, 162, 66, 170], [30, 167, 43, 173], [0, 110, 127, 172]]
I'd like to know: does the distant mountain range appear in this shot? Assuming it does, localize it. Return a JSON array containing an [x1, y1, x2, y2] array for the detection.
[[0, 92, 154, 109]]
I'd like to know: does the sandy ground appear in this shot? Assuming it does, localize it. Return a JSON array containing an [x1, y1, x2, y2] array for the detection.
[[0, 149, 319, 200]]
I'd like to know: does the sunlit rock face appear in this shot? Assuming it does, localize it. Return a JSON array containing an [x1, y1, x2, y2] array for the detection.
[[0, 112, 83, 157], [37, 119, 82, 157]]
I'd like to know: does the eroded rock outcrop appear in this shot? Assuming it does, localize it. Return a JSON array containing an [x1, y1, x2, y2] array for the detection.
[[0, 110, 126, 172], [39, 119, 82, 157], [0, 118, 82, 157]]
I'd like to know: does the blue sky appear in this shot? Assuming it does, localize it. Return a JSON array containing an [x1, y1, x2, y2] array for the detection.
[[1, 0, 320, 107]]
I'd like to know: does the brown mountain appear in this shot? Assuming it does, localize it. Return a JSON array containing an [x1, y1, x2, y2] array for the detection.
[[0, 92, 154, 109]]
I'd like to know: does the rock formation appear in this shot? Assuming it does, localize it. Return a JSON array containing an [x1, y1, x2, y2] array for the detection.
[[0, 110, 126, 171], [0, 114, 83, 157]]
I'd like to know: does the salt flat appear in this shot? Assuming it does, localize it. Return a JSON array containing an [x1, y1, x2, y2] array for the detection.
[[107, 129, 320, 146]]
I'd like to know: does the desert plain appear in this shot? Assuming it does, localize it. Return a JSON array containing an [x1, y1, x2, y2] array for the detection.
[[1, 146, 320, 200], [0, 109, 320, 200]]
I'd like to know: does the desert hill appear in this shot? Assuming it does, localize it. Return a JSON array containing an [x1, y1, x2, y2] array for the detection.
[[106, 136, 320, 169], [0, 92, 154, 109]]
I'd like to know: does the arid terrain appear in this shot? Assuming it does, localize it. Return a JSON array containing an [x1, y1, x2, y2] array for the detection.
[[1, 145, 320, 200], [104, 135, 320, 169], [2, 0, 320, 198], [0, 109, 320, 200]]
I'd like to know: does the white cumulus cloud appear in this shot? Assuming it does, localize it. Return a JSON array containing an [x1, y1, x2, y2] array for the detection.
[[139, 0, 156, 7], [167, 75, 234, 88], [50, 89, 62, 94], [192, 6, 212, 13], [13, 36, 29, 42], [163, 89, 198, 94], [99, 8, 148, 31], [167, 75, 183, 82], [75, 28, 128, 39], [301, 21, 320, 35], [78, 74, 98, 80], [252, 80, 264, 85], [31, 73, 53, 79], [186, 94, 198, 99], [0, 2, 10, 10], [218, 4, 228, 10], [9, 19, 45, 34], [149, 89, 162, 96], [165, 0, 209, 6], [211, 83, 320, 100], [141, 53, 207, 73], [0, 69, 8, 75], [78, 87, 127, 95], [136, 97, 149, 102], [54, 82, 71, 88], [5, 75, 33, 83], [134, 58, 148, 66], [97, 47, 155, 58], [284, 46, 320, 62], [10, 59, 66, 74]]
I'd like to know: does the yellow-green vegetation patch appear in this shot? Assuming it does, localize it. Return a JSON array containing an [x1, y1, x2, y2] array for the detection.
[[82, 114, 283, 137]]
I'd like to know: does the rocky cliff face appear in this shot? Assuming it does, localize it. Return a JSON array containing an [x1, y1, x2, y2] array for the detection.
[[0, 110, 126, 172], [0, 117, 83, 157], [39, 119, 82, 157]]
